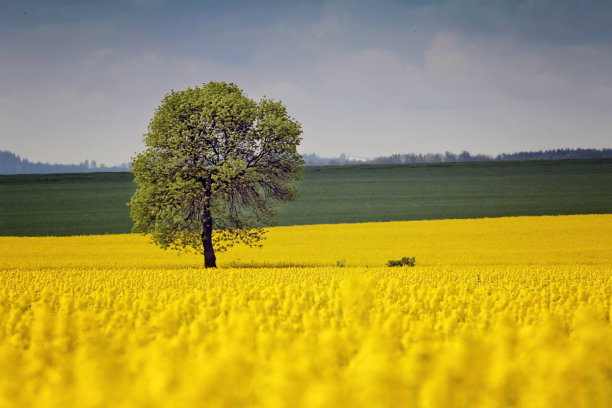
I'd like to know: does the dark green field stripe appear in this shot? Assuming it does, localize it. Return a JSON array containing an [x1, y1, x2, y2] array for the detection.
[[1, 159, 611, 236]]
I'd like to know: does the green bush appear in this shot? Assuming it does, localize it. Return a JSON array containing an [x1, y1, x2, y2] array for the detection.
[[387, 257, 416, 267]]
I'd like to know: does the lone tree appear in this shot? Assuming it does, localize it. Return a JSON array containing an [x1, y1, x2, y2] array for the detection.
[[129, 82, 303, 268]]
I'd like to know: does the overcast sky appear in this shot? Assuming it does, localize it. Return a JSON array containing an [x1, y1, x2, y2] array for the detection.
[[1, 0, 611, 165]]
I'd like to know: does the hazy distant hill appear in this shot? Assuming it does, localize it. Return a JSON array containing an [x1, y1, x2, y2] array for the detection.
[[0, 151, 129, 174]]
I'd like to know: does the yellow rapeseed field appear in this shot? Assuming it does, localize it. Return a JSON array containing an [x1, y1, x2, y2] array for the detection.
[[1, 214, 611, 407]]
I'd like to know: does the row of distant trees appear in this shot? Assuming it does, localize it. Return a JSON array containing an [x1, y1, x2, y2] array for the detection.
[[2, 148, 612, 175], [304, 148, 612, 166], [0, 151, 129, 175]]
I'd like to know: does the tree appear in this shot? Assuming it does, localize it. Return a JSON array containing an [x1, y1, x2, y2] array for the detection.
[[129, 82, 303, 268]]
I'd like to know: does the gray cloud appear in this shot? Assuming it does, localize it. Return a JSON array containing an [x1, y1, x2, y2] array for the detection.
[[1, 0, 611, 164]]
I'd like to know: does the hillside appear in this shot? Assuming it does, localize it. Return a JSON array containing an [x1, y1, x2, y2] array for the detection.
[[0, 150, 128, 174], [1, 158, 611, 236]]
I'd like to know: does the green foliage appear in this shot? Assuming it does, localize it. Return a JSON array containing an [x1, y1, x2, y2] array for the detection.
[[387, 257, 416, 267], [128, 82, 303, 256]]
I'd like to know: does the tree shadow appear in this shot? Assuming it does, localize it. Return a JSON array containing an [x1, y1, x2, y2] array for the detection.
[[221, 260, 325, 269]]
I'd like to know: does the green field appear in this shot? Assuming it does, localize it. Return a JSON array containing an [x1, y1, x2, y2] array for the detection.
[[1, 159, 611, 236]]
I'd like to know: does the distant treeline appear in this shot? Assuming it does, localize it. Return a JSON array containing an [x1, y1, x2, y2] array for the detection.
[[0, 151, 129, 175], [3, 148, 612, 174], [304, 148, 612, 166]]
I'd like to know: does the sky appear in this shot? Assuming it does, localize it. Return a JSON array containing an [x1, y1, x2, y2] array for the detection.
[[1, 0, 611, 165]]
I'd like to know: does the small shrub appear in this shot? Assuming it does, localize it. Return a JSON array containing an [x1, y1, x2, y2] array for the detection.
[[387, 257, 416, 267], [335, 259, 346, 268]]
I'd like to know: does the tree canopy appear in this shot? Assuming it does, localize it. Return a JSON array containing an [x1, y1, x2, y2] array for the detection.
[[129, 82, 303, 267]]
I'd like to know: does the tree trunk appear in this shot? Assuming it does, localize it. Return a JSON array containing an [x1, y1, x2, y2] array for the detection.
[[202, 218, 216, 268], [201, 178, 216, 268]]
